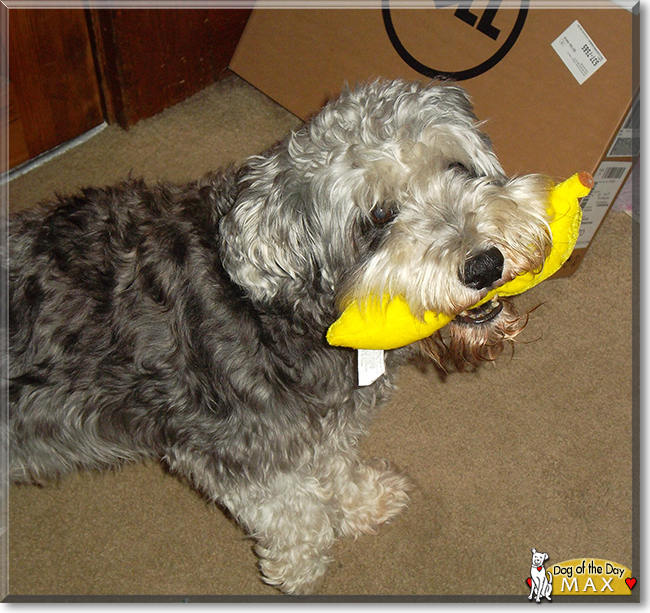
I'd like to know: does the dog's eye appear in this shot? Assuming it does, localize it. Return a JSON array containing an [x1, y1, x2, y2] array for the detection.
[[370, 202, 398, 225], [448, 162, 475, 177]]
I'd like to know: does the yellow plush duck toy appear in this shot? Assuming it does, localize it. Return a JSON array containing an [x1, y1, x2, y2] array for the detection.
[[327, 172, 592, 351]]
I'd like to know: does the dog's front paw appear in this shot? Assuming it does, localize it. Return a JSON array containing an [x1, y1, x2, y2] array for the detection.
[[255, 543, 331, 595], [337, 457, 415, 538]]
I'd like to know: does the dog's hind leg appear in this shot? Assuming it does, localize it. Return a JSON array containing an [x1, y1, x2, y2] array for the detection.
[[544, 572, 553, 602]]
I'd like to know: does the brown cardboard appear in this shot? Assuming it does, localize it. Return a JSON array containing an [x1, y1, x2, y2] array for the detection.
[[230, 5, 637, 274]]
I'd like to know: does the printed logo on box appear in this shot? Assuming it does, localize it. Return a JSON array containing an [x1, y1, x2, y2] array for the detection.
[[382, 0, 529, 81]]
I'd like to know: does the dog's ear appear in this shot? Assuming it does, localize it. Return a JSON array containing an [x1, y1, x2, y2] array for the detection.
[[544, 553, 549, 561], [532, 548, 537, 554], [219, 148, 323, 306]]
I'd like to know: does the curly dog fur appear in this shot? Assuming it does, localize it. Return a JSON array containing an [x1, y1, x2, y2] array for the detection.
[[5, 79, 553, 594]]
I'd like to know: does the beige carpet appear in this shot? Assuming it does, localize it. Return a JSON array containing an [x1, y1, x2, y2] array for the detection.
[[7, 75, 637, 600]]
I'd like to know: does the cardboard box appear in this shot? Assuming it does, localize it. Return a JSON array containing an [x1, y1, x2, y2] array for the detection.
[[230, 3, 638, 275]]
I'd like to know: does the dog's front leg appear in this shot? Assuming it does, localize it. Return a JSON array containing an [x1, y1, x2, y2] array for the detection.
[[220, 469, 336, 595], [165, 450, 334, 594], [330, 456, 414, 538]]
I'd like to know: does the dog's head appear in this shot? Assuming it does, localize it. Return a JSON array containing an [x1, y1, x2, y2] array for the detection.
[[220, 79, 552, 366], [531, 548, 549, 567]]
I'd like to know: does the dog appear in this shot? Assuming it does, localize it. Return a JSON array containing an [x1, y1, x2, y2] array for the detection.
[[528, 548, 553, 602], [5, 79, 553, 594]]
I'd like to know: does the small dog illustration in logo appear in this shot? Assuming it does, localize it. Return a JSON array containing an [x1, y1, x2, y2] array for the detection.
[[528, 548, 553, 603]]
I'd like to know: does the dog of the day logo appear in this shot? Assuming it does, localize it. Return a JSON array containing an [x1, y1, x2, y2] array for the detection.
[[526, 550, 636, 600]]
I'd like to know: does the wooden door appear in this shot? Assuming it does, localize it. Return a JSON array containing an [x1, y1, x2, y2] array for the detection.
[[7, 7, 104, 170], [5, 7, 251, 170], [89, 9, 251, 128]]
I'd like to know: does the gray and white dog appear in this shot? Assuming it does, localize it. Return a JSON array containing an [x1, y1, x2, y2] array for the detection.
[[7, 79, 552, 594]]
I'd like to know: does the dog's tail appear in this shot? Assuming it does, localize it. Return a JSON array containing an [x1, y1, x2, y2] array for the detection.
[[547, 571, 553, 584]]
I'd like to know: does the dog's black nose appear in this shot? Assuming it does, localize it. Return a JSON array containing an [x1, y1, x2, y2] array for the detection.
[[460, 247, 504, 290]]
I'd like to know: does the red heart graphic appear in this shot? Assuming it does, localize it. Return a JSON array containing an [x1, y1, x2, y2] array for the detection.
[[526, 578, 532, 587], [625, 577, 637, 590]]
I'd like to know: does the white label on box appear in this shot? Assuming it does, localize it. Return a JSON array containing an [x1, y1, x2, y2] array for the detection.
[[608, 95, 640, 158], [576, 161, 632, 249], [552, 20, 607, 85], [357, 349, 385, 387]]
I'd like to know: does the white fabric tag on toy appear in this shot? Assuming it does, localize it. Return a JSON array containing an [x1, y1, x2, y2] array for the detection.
[[357, 349, 385, 386]]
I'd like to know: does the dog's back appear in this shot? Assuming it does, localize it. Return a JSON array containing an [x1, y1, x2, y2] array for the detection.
[[7, 169, 361, 489], [8, 175, 254, 480]]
